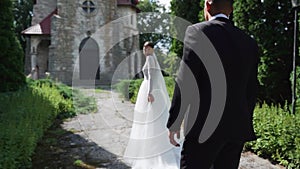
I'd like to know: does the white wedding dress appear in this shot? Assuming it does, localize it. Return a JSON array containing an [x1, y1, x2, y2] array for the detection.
[[124, 54, 181, 169]]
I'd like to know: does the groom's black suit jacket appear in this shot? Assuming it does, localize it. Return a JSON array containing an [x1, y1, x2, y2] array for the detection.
[[167, 17, 259, 142]]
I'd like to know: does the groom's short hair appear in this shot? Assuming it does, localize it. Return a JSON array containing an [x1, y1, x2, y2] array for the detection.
[[143, 41, 154, 48], [211, 0, 234, 10], [212, 0, 233, 4]]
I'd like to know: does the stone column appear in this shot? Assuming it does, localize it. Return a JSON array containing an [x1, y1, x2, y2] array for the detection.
[[31, 49, 37, 69], [30, 37, 41, 68]]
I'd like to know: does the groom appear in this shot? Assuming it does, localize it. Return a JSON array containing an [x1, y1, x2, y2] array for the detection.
[[167, 0, 259, 168]]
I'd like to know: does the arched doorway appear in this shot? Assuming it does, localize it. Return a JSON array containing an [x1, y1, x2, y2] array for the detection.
[[79, 37, 100, 80], [37, 40, 50, 79]]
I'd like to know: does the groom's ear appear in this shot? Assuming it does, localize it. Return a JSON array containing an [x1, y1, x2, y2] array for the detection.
[[206, 0, 212, 11]]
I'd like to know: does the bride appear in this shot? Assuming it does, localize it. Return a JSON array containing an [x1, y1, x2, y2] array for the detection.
[[124, 42, 181, 169]]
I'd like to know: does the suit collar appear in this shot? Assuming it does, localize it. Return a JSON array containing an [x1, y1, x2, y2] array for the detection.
[[213, 17, 234, 25], [209, 13, 229, 21]]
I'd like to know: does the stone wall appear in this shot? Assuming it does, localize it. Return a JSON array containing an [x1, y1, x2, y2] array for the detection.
[[32, 0, 57, 25], [28, 0, 140, 85], [48, 0, 76, 84], [116, 5, 141, 78], [48, 0, 118, 84]]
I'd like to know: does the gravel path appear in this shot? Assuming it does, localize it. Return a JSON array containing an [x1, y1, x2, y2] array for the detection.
[[32, 88, 285, 169]]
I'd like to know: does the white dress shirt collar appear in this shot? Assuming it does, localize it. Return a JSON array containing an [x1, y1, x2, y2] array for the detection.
[[209, 13, 229, 21]]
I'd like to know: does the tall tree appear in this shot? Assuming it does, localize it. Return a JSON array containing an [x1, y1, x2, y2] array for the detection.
[[0, 0, 25, 92], [137, 0, 179, 76], [234, 0, 295, 104], [137, 0, 170, 49], [13, 0, 33, 52], [170, 0, 202, 58]]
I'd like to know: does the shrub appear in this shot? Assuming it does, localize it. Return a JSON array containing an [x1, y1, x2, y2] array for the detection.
[[0, 79, 97, 168], [164, 77, 176, 99], [116, 77, 300, 168], [27, 79, 97, 118], [115, 77, 175, 103], [245, 103, 300, 168], [0, 84, 70, 168], [128, 79, 143, 103], [114, 80, 134, 100]]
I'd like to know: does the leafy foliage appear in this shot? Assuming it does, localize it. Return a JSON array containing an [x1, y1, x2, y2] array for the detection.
[[233, 0, 295, 104], [137, 0, 171, 49], [0, 79, 97, 168], [115, 77, 175, 103], [27, 79, 98, 117], [162, 51, 180, 76], [0, 84, 70, 168], [0, 0, 26, 92], [170, 0, 203, 58], [114, 79, 141, 102], [13, 0, 33, 52], [245, 103, 300, 168], [117, 78, 300, 167]]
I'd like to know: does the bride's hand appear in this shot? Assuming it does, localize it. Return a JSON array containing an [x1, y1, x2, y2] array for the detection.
[[148, 93, 154, 102]]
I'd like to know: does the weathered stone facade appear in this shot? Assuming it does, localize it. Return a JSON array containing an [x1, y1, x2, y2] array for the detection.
[[23, 0, 141, 85]]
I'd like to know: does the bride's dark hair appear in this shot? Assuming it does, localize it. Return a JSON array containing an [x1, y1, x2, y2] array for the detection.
[[143, 41, 154, 48]]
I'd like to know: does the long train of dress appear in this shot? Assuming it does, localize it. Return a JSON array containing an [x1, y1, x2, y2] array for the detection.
[[124, 55, 181, 169]]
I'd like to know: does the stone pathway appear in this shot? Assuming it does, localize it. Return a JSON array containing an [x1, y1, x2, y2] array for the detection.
[[32, 88, 285, 169]]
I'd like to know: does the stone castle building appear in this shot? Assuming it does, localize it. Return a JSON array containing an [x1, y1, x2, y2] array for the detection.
[[23, 0, 141, 85]]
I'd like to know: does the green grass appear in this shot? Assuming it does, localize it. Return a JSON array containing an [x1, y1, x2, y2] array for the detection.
[[74, 159, 96, 169]]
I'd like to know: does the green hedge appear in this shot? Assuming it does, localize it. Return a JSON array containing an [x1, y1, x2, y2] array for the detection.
[[27, 79, 98, 117], [245, 103, 300, 168], [0, 84, 71, 168], [115, 77, 175, 103], [0, 79, 97, 168]]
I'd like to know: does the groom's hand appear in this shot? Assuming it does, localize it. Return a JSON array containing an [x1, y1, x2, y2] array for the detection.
[[168, 130, 180, 147]]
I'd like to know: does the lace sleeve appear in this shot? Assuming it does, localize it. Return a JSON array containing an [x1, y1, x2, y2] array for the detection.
[[146, 56, 156, 95]]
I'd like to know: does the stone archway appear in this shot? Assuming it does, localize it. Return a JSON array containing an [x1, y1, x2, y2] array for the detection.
[[79, 37, 100, 80], [37, 40, 50, 79]]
